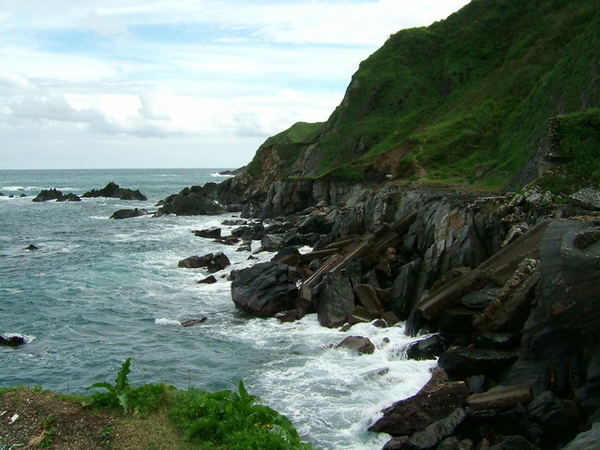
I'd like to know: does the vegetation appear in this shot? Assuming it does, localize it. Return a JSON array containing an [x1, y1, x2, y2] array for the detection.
[[0, 359, 311, 449], [83, 358, 311, 449], [245, 0, 599, 191]]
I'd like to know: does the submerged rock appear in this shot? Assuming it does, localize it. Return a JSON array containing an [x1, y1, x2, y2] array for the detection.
[[0, 335, 26, 347], [110, 208, 150, 219]]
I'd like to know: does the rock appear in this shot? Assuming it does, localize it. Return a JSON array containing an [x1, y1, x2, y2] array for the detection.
[[488, 435, 539, 450], [569, 188, 600, 210], [390, 259, 422, 320], [56, 192, 81, 202], [110, 208, 149, 219], [459, 285, 501, 310], [369, 370, 469, 436], [82, 182, 147, 200], [271, 247, 301, 264], [403, 407, 469, 450], [564, 422, 600, 450], [317, 267, 355, 328], [193, 227, 221, 239], [178, 254, 214, 268], [406, 335, 452, 361], [573, 227, 600, 249], [197, 275, 217, 284], [528, 391, 583, 447], [471, 332, 520, 350], [335, 336, 375, 354], [260, 234, 284, 252], [373, 311, 400, 328], [180, 318, 207, 327], [437, 308, 476, 335], [25, 244, 38, 251], [438, 346, 518, 379], [155, 185, 223, 215], [32, 188, 64, 202], [466, 384, 533, 412], [0, 335, 26, 347], [231, 262, 300, 317], [206, 252, 231, 273], [353, 284, 385, 315]]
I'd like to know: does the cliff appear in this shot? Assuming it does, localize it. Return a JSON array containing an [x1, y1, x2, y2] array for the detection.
[[214, 0, 598, 216]]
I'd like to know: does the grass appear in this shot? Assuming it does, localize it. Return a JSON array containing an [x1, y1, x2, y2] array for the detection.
[[244, 0, 599, 192]]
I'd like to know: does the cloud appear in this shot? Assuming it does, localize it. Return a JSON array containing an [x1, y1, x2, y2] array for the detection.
[[83, 9, 130, 38], [8, 95, 106, 123], [0, 69, 37, 94], [138, 92, 170, 120]]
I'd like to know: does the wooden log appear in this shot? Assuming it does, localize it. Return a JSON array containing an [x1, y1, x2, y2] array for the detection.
[[466, 384, 533, 411], [298, 248, 339, 264]]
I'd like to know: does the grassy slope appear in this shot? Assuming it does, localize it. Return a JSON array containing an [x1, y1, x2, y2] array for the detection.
[[246, 0, 599, 191]]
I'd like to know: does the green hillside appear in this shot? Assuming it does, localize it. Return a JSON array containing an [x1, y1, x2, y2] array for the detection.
[[245, 0, 599, 191]]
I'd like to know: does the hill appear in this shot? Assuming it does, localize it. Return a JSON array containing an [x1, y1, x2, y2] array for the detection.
[[242, 0, 599, 194]]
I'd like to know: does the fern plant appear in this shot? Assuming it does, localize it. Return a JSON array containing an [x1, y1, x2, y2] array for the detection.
[[87, 357, 132, 414]]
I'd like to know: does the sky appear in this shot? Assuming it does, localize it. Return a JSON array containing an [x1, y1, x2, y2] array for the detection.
[[0, 0, 471, 170]]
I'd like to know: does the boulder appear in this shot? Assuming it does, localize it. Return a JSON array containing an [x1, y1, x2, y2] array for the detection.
[[438, 346, 518, 379], [406, 335, 452, 361], [0, 335, 26, 347], [197, 275, 217, 284], [369, 370, 469, 436], [260, 234, 284, 252], [231, 262, 300, 317], [335, 336, 375, 355], [155, 185, 223, 215], [110, 208, 149, 219], [25, 244, 38, 251], [178, 254, 214, 268], [317, 267, 355, 328], [206, 252, 230, 273], [193, 227, 221, 239], [82, 182, 147, 200], [400, 407, 469, 450], [564, 422, 600, 450]]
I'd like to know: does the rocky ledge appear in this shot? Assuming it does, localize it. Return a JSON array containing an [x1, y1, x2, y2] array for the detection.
[[184, 178, 600, 449]]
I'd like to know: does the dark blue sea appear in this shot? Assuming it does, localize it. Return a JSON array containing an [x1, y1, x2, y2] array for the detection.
[[0, 168, 433, 449]]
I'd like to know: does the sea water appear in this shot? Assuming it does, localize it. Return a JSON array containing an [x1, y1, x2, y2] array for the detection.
[[0, 169, 435, 449]]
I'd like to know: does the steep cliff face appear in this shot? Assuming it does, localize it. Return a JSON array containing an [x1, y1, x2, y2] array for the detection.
[[237, 0, 599, 200]]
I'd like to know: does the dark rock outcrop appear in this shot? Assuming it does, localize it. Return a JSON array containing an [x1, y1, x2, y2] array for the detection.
[[178, 252, 230, 273], [0, 335, 26, 347], [231, 262, 300, 317], [155, 185, 223, 216], [32, 189, 80, 202], [110, 208, 150, 219], [335, 336, 375, 355], [82, 182, 147, 201]]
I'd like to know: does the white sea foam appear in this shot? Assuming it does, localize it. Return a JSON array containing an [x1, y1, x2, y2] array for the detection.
[[155, 318, 182, 326]]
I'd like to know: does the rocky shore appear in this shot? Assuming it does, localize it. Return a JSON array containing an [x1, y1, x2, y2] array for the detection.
[[160, 177, 600, 450]]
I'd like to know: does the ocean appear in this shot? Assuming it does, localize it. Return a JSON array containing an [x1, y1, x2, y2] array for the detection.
[[0, 168, 434, 449]]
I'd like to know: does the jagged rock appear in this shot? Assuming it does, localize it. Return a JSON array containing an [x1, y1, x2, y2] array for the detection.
[[438, 346, 518, 379], [335, 336, 375, 354], [437, 308, 476, 335], [110, 208, 149, 219], [206, 252, 231, 273], [193, 227, 221, 238], [401, 407, 469, 450], [83, 182, 147, 200], [471, 332, 520, 350], [466, 384, 533, 412], [390, 259, 422, 320], [231, 262, 300, 317], [406, 335, 452, 361], [317, 267, 355, 328], [528, 391, 583, 447], [178, 254, 214, 268], [459, 285, 501, 310], [25, 244, 38, 251], [155, 185, 222, 215], [260, 234, 284, 252], [373, 311, 400, 328], [56, 192, 81, 202], [32, 188, 64, 202], [369, 370, 469, 436], [503, 221, 600, 396], [353, 284, 385, 315], [0, 335, 26, 347]]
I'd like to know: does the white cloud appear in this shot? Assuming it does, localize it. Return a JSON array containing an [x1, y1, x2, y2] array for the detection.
[[0, 0, 471, 169]]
